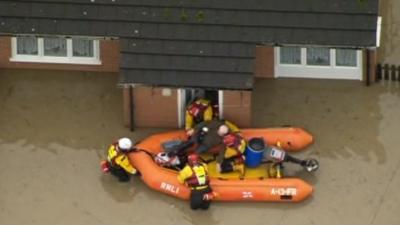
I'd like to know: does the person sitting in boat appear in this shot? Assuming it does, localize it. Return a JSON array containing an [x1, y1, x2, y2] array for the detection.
[[101, 137, 137, 182], [177, 153, 216, 210], [192, 119, 240, 154], [185, 98, 215, 137], [216, 132, 246, 177]]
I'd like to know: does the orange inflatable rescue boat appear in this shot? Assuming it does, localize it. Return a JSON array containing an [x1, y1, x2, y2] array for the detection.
[[129, 127, 315, 202]]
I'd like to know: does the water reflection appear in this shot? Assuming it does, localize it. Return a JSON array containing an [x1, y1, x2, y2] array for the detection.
[[99, 174, 137, 203], [178, 204, 220, 225], [252, 78, 386, 164]]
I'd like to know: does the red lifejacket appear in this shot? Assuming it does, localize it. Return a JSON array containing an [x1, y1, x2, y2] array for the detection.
[[223, 133, 243, 149], [223, 133, 246, 161], [188, 101, 210, 122], [186, 164, 210, 187]]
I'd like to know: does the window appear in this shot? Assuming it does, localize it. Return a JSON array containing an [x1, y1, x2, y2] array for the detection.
[[11, 36, 100, 64], [275, 47, 362, 80], [16, 37, 38, 55], [336, 49, 357, 67], [44, 37, 67, 57], [280, 47, 301, 64], [306, 47, 330, 66], [278, 47, 358, 68], [72, 38, 94, 57]]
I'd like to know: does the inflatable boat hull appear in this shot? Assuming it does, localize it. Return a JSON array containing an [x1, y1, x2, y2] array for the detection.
[[130, 128, 314, 202]]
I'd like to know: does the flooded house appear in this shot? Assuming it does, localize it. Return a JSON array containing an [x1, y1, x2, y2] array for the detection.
[[0, 0, 380, 129]]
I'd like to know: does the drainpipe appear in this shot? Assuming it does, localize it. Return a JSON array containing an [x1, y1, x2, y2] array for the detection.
[[366, 49, 370, 86], [129, 85, 135, 131]]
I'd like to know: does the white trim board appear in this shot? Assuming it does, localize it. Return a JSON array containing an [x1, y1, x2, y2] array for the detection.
[[177, 89, 184, 128], [218, 90, 224, 119]]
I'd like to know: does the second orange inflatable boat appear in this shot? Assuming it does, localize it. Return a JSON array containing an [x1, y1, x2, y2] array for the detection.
[[129, 127, 314, 202]]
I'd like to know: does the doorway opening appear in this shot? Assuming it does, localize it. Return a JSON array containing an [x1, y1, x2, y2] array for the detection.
[[178, 89, 222, 128]]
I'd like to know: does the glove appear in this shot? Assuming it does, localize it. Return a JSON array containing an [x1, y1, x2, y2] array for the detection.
[[186, 129, 194, 137], [100, 160, 109, 173], [203, 192, 218, 201], [130, 168, 138, 175]]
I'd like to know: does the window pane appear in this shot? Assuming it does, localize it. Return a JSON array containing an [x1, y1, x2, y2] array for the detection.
[[307, 47, 330, 66], [280, 47, 301, 64], [72, 39, 94, 57], [336, 49, 357, 67], [16, 37, 38, 55], [44, 37, 67, 56]]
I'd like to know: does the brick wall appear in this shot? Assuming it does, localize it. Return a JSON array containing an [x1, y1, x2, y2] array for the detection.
[[124, 86, 179, 128], [254, 46, 274, 78], [122, 87, 252, 128], [221, 90, 251, 128], [0, 37, 120, 72]]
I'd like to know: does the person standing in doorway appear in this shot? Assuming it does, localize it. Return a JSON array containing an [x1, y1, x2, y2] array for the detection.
[[185, 98, 215, 137]]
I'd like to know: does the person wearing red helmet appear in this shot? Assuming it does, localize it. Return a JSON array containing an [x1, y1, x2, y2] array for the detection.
[[177, 154, 216, 210], [216, 132, 246, 177]]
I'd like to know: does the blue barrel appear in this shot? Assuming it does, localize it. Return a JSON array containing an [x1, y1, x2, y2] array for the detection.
[[245, 138, 265, 168]]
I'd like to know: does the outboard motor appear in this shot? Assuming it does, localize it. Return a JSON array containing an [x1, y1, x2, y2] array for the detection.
[[244, 137, 319, 177], [267, 147, 319, 172]]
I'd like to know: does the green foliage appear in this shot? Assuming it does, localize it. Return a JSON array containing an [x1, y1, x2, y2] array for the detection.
[[180, 9, 188, 22], [163, 8, 172, 20], [195, 10, 205, 23], [162, 2, 205, 23]]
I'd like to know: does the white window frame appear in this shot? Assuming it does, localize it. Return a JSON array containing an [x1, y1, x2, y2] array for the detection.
[[10, 37, 101, 65], [275, 47, 362, 80]]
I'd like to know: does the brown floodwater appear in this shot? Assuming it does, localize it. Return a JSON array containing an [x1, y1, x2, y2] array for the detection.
[[378, 0, 400, 64], [1, 69, 400, 225]]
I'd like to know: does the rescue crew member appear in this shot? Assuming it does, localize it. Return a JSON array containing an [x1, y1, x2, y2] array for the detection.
[[177, 154, 215, 210], [217, 132, 246, 177], [185, 98, 214, 137], [102, 137, 137, 182], [192, 119, 240, 154]]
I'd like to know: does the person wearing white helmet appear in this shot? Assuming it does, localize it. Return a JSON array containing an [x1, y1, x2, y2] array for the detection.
[[100, 137, 137, 182]]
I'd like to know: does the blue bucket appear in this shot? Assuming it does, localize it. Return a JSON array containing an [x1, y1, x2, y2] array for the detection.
[[245, 138, 265, 168]]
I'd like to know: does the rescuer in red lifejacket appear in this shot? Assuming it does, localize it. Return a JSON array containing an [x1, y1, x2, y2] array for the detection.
[[177, 154, 216, 210], [185, 98, 216, 137], [217, 132, 246, 177]]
